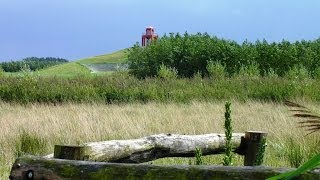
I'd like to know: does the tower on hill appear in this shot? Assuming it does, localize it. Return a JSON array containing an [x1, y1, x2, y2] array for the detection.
[[142, 26, 158, 46]]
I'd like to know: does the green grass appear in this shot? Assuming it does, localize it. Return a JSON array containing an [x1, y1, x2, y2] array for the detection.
[[77, 49, 128, 64], [3, 49, 128, 77], [2, 75, 320, 104], [36, 62, 91, 77], [22, 49, 127, 77], [4, 62, 91, 77]]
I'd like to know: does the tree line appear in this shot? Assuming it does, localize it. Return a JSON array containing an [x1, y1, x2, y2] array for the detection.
[[0, 57, 68, 72], [128, 32, 320, 78]]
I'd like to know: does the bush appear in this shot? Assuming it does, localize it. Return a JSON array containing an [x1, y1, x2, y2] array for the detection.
[[20, 63, 31, 73], [265, 68, 279, 79], [237, 63, 260, 79], [285, 65, 310, 80], [193, 71, 203, 81], [157, 64, 178, 80], [207, 61, 226, 79]]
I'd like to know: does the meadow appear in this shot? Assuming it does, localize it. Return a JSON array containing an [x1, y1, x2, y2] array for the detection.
[[0, 74, 320, 104], [77, 49, 128, 64], [1, 34, 320, 178], [1, 101, 319, 178]]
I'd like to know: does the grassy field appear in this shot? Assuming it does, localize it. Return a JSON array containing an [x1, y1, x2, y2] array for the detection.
[[77, 49, 128, 64], [1, 75, 320, 104], [1, 101, 319, 178], [1, 47, 319, 178], [4, 62, 92, 77], [36, 62, 92, 77], [37, 49, 127, 75], [2, 49, 128, 77]]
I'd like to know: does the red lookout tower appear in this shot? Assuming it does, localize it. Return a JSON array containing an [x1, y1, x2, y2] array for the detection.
[[142, 26, 158, 46]]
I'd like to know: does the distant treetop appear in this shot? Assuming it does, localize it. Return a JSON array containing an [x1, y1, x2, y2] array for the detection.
[[0, 57, 69, 72]]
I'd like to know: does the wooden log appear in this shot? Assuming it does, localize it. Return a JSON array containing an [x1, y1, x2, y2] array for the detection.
[[48, 133, 245, 163], [9, 155, 320, 180], [244, 131, 268, 166]]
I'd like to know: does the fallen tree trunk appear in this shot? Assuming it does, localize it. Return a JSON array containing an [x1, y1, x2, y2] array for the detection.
[[50, 133, 244, 163], [10, 155, 320, 180]]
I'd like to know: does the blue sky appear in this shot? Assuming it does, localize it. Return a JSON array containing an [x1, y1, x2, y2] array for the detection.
[[1, 0, 320, 61]]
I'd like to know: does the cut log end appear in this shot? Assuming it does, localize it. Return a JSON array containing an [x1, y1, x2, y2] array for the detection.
[[54, 145, 90, 160], [244, 131, 268, 166]]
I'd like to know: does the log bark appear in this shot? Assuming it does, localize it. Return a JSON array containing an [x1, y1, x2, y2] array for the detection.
[[244, 131, 268, 166], [48, 133, 244, 163], [10, 155, 320, 180]]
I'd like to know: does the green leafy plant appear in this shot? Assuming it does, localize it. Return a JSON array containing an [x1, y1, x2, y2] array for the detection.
[[20, 63, 31, 73], [284, 65, 310, 81], [267, 154, 320, 180], [223, 101, 233, 166], [266, 68, 279, 79], [254, 136, 267, 166], [195, 147, 203, 165], [157, 63, 178, 80], [313, 67, 320, 80], [207, 61, 226, 80], [284, 100, 320, 135], [193, 71, 203, 81], [237, 63, 260, 79], [268, 101, 320, 179]]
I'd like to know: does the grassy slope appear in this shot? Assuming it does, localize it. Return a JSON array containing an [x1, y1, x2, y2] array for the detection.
[[36, 62, 91, 77], [77, 49, 128, 64], [33, 49, 127, 76]]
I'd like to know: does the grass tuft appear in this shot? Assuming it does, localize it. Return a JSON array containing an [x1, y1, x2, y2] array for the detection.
[[14, 129, 48, 157]]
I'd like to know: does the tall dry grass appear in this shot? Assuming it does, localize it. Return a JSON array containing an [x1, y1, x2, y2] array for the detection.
[[0, 101, 319, 178]]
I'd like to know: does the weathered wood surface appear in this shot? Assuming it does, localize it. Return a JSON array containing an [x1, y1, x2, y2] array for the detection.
[[10, 155, 320, 180], [49, 133, 244, 163], [244, 131, 268, 166]]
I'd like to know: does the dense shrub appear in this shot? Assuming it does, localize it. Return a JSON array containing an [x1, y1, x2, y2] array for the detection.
[[128, 33, 320, 78]]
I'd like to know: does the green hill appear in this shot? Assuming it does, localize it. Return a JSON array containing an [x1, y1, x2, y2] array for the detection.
[[34, 49, 128, 76], [77, 49, 128, 64], [37, 62, 91, 77]]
